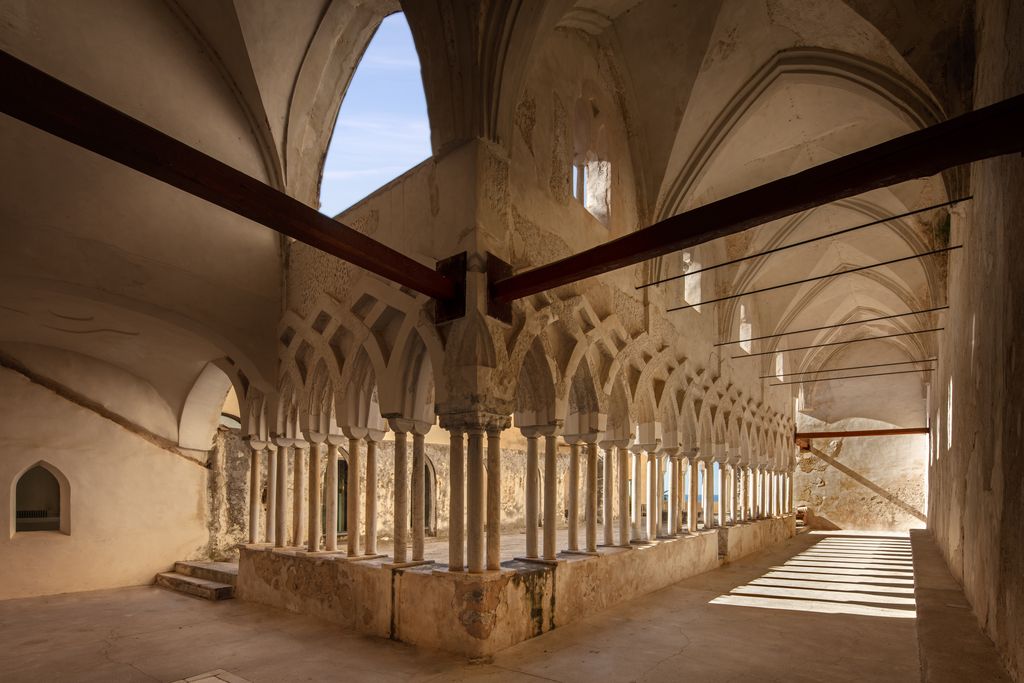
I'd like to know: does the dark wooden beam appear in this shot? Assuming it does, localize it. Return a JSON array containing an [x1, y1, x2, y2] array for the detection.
[[0, 49, 456, 302], [492, 94, 1024, 303], [796, 427, 930, 441]]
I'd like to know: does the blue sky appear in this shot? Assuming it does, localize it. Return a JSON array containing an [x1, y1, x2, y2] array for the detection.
[[318, 13, 432, 217]]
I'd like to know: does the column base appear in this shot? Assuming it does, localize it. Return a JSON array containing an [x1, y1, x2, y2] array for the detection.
[[561, 549, 601, 557], [514, 556, 561, 566]]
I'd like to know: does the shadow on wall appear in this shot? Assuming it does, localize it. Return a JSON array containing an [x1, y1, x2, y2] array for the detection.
[[806, 445, 927, 524]]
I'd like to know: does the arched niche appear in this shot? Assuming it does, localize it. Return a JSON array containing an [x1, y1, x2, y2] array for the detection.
[[11, 461, 70, 536]]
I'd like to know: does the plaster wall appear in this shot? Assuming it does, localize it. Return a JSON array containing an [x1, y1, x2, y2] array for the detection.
[[0, 367, 210, 599], [795, 417, 928, 531], [929, 1, 1024, 678]]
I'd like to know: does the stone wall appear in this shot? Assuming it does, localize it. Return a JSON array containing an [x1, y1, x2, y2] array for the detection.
[[794, 418, 928, 531], [929, 1, 1024, 678]]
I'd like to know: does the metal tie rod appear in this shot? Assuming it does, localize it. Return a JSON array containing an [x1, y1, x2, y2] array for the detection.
[[716, 306, 948, 346], [669, 245, 961, 312], [639, 197, 970, 290], [761, 357, 938, 379], [769, 367, 935, 386], [733, 328, 944, 360]]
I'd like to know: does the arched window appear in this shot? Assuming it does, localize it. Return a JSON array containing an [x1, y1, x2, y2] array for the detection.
[[14, 462, 69, 534], [319, 13, 431, 217], [739, 304, 753, 353], [572, 94, 611, 225], [681, 251, 702, 311]]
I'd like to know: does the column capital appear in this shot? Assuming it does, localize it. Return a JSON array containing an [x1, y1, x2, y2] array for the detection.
[[661, 446, 681, 458], [387, 417, 434, 435], [272, 436, 296, 448], [599, 438, 631, 450], [341, 425, 368, 440], [520, 421, 562, 439], [438, 411, 510, 434], [246, 437, 268, 451], [564, 431, 602, 446], [304, 430, 327, 445], [631, 440, 661, 454]]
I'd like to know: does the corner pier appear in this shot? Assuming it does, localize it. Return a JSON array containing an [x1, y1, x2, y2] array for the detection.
[[236, 515, 796, 657]]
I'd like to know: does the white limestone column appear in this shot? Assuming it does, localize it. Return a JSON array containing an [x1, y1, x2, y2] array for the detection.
[[602, 443, 615, 546], [265, 445, 277, 545], [248, 442, 263, 544], [307, 440, 322, 552], [647, 452, 658, 539], [347, 437, 362, 556], [567, 441, 580, 551], [325, 441, 339, 552], [618, 445, 630, 545], [788, 470, 795, 513], [486, 427, 502, 571], [688, 455, 699, 533], [585, 441, 598, 553], [524, 433, 539, 559], [292, 443, 307, 546], [412, 430, 426, 562], [466, 428, 485, 572], [393, 429, 409, 563], [364, 436, 379, 555], [703, 459, 715, 528], [667, 454, 678, 536], [542, 431, 558, 560], [745, 466, 753, 520], [275, 442, 289, 547], [631, 447, 642, 541], [448, 428, 465, 569]]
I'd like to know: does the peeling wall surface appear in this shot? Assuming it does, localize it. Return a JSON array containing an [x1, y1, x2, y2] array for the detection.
[[929, 0, 1024, 678], [795, 418, 928, 531]]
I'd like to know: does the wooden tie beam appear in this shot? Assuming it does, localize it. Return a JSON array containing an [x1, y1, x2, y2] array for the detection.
[[492, 94, 1024, 303], [0, 49, 456, 302]]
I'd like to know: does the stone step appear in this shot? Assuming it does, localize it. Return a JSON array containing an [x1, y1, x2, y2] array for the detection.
[[156, 572, 234, 601], [174, 561, 238, 587]]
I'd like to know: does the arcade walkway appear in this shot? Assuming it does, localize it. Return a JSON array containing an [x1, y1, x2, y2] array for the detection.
[[0, 531, 1009, 682]]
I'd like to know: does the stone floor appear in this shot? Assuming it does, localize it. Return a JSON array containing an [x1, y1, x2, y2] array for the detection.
[[0, 530, 1010, 682]]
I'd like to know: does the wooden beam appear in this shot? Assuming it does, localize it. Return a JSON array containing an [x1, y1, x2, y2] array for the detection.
[[0, 49, 456, 302], [492, 93, 1024, 303], [795, 427, 930, 441]]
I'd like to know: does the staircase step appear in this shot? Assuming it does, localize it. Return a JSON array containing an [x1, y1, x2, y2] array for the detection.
[[156, 572, 234, 600], [173, 561, 238, 586]]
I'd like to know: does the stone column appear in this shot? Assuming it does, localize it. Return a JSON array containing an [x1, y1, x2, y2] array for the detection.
[[265, 445, 277, 545], [745, 465, 753, 520], [688, 453, 699, 533], [325, 440, 340, 552], [292, 441, 307, 546], [307, 438, 323, 552], [631, 445, 643, 541], [667, 452, 679, 536], [486, 427, 502, 571], [523, 431, 540, 559], [248, 441, 264, 544], [617, 443, 630, 545], [542, 428, 560, 560], [346, 435, 363, 556], [567, 441, 580, 551], [448, 428, 465, 569], [412, 427, 427, 562], [702, 457, 715, 528], [392, 427, 409, 563], [647, 451, 658, 539], [364, 433, 380, 555], [601, 442, 615, 546], [466, 427, 485, 572], [274, 441, 289, 547], [585, 441, 598, 552]]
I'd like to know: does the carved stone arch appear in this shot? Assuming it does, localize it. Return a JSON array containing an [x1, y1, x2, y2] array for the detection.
[[605, 374, 633, 442], [302, 358, 335, 434], [338, 345, 386, 431], [514, 336, 559, 428]]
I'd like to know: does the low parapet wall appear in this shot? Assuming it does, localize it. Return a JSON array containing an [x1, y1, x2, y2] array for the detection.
[[718, 514, 797, 563], [237, 518, 791, 657]]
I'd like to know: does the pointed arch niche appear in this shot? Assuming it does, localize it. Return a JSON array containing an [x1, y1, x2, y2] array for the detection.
[[11, 461, 70, 536]]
